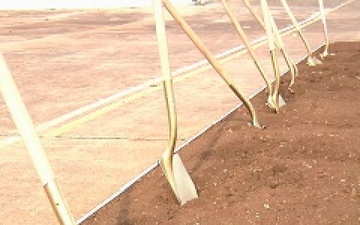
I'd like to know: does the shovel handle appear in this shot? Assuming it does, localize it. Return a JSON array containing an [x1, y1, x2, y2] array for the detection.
[[261, 0, 282, 113], [261, 0, 275, 51], [221, 0, 273, 99], [267, 4, 298, 79], [162, 0, 261, 128], [318, 0, 329, 56], [280, 0, 313, 55], [152, 0, 179, 200], [0, 55, 75, 224], [243, 0, 283, 50], [243, 0, 266, 29], [243, 0, 288, 55]]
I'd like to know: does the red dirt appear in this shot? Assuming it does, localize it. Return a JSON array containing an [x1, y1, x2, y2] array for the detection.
[[82, 42, 360, 225]]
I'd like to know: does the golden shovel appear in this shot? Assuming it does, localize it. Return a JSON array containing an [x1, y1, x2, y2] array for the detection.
[[152, 0, 198, 205], [268, 6, 298, 93], [243, 0, 298, 93], [318, 0, 329, 58], [220, 0, 276, 110], [261, 0, 285, 113], [162, 0, 262, 128], [280, 0, 322, 66]]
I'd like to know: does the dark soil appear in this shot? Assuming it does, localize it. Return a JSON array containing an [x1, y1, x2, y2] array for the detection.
[[82, 42, 360, 225]]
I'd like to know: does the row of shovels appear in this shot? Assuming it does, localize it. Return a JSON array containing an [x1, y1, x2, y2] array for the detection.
[[0, 0, 330, 224], [153, 0, 330, 206]]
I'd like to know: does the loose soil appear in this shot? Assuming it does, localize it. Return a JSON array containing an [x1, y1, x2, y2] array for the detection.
[[82, 42, 359, 225]]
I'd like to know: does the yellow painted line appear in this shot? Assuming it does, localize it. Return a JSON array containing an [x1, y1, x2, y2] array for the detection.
[[44, 1, 354, 137]]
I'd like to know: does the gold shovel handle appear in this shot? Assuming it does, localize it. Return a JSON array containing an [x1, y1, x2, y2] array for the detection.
[[0, 55, 76, 224], [152, 0, 178, 197], [162, 0, 261, 128], [221, 0, 274, 109], [243, 0, 298, 80], [318, 0, 329, 57], [280, 0, 313, 55], [243, 0, 266, 29], [267, 4, 298, 89], [261, 0, 281, 113]]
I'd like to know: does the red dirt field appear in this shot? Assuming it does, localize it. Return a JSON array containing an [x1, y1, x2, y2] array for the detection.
[[82, 42, 360, 225]]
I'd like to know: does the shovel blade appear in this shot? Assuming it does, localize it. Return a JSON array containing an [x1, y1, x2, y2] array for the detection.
[[172, 154, 198, 205], [279, 94, 286, 107], [307, 56, 323, 66]]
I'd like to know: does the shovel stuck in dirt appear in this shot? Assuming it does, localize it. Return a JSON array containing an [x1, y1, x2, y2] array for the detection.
[[261, 0, 286, 113], [268, 6, 298, 94], [152, 0, 198, 205], [154, 0, 264, 202], [243, 0, 298, 93], [220, 0, 276, 111], [318, 0, 329, 58], [280, 0, 322, 66]]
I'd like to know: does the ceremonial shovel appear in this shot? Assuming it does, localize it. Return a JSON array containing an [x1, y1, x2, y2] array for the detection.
[[153, 0, 198, 205], [261, 0, 286, 112]]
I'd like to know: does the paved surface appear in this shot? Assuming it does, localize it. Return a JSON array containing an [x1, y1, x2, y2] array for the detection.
[[0, 0, 359, 224]]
